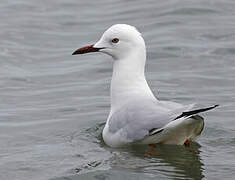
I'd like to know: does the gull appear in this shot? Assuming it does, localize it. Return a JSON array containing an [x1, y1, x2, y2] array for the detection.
[[72, 24, 218, 148]]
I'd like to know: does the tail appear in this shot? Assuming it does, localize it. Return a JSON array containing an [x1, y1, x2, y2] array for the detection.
[[174, 104, 219, 120]]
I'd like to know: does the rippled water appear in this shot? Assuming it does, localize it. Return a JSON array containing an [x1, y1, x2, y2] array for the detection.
[[1, 0, 235, 180]]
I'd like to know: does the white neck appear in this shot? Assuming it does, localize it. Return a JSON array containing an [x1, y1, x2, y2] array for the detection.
[[110, 46, 156, 112]]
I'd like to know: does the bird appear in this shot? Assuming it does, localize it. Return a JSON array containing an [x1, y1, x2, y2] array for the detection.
[[72, 24, 218, 148]]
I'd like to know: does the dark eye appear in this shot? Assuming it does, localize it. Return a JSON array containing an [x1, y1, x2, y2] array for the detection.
[[111, 38, 119, 43]]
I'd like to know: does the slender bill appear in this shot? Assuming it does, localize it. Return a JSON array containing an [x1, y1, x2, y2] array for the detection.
[[72, 44, 103, 55]]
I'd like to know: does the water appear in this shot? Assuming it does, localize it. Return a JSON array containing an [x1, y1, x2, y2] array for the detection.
[[0, 0, 235, 179]]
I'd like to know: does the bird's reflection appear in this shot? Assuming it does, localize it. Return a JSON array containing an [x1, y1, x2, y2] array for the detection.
[[66, 124, 204, 180], [88, 122, 204, 179], [108, 143, 204, 180]]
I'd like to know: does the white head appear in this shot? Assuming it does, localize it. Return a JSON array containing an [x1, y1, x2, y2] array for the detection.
[[73, 24, 154, 111], [72, 24, 146, 61]]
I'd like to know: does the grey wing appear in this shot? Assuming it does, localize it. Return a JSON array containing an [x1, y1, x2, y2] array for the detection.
[[108, 99, 176, 142], [108, 98, 218, 142], [107, 98, 214, 142]]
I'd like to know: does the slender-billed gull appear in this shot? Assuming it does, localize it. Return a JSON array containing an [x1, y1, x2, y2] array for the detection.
[[72, 24, 218, 148]]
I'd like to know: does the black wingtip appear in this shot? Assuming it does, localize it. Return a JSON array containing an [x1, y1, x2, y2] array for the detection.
[[149, 128, 164, 136], [174, 104, 219, 120]]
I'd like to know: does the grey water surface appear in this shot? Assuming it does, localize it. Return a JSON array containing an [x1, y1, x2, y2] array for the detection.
[[0, 0, 235, 180]]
